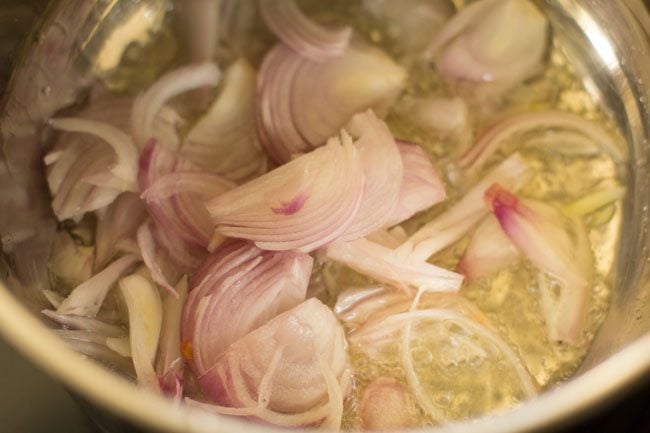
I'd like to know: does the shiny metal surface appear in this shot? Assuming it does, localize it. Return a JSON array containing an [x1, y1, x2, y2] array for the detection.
[[0, 1, 649, 432]]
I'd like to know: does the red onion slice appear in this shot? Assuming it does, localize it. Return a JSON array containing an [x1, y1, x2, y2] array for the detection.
[[326, 238, 463, 293], [426, 0, 548, 86], [56, 254, 140, 318], [182, 60, 267, 181], [119, 273, 163, 392], [196, 298, 351, 427], [207, 130, 365, 252], [95, 192, 148, 271], [484, 184, 593, 343], [338, 111, 403, 240], [259, 0, 352, 61], [137, 222, 180, 296], [458, 111, 625, 175], [383, 140, 446, 228], [182, 240, 312, 375], [457, 216, 520, 282], [256, 43, 406, 163], [132, 62, 221, 148], [157, 277, 189, 399], [398, 152, 532, 262]]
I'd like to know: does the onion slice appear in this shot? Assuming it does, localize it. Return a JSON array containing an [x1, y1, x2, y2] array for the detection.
[[357, 377, 417, 430], [484, 184, 593, 343], [256, 43, 406, 163], [458, 111, 625, 175], [398, 152, 532, 262], [132, 63, 221, 148], [207, 129, 365, 252], [181, 60, 267, 181], [56, 254, 140, 317], [196, 298, 351, 428], [259, 0, 352, 61], [384, 140, 446, 228], [119, 273, 163, 392], [326, 238, 463, 293], [182, 240, 312, 375], [157, 277, 189, 398]]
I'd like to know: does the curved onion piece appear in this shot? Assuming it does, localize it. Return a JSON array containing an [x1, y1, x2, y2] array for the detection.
[[119, 273, 162, 391], [182, 60, 267, 181], [137, 222, 180, 296], [56, 254, 139, 317], [459, 111, 625, 175], [132, 62, 221, 148], [362, 0, 454, 55], [357, 377, 417, 430], [426, 0, 548, 85], [157, 277, 189, 398], [49, 230, 94, 287], [142, 171, 234, 248], [95, 192, 147, 271], [42, 310, 126, 337], [335, 286, 412, 332], [259, 0, 352, 61], [457, 216, 519, 282], [257, 43, 406, 163], [48, 117, 138, 190], [326, 238, 463, 293], [485, 184, 593, 343], [197, 298, 351, 427], [384, 140, 446, 228], [339, 111, 403, 240], [398, 152, 532, 262], [207, 130, 364, 252], [182, 240, 312, 374]]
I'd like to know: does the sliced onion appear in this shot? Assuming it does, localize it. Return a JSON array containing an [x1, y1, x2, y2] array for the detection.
[[56, 254, 140, 317], [119, 273, 163, 392], [138, 139, 197, 193], [426, 0, 547, 86], [398, 152, 532, 262], [57, 336, 135, 374], [157, 277, 189, 399], [339, 111, 403, 240], [458, 111, 625, 175], [334, 286, 412, 332], [457, 215, 519, 282], [42, 310, 126, 337], [366, 226, 408, 249], [259, 0, 352, 61], [182, 240, 312, 375], [256, 43, 406, 163], [48, 117, 138, 190], [484, 184, 593, 343], [182, 60, 267, 181], [137, 223, 180, 296], [207, 130, 365, 252], [383, 140, 446, 228], [357, 376, 417, 430], [95, 192, 147, 270], [132, 62, 221, 148], [326, 238, 463, 293], [196, 298, 351, 427], [562, 185, 626, 217]]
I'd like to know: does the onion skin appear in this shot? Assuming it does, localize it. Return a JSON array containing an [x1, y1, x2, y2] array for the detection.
[[182, 240, 312, 375], [484, 184, 593, 343], [256, 42, 406, 164], [196, 298, 351, 427]]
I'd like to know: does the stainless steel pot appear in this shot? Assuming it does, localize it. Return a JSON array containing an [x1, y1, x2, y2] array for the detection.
[[0, 1, 649, 432]]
